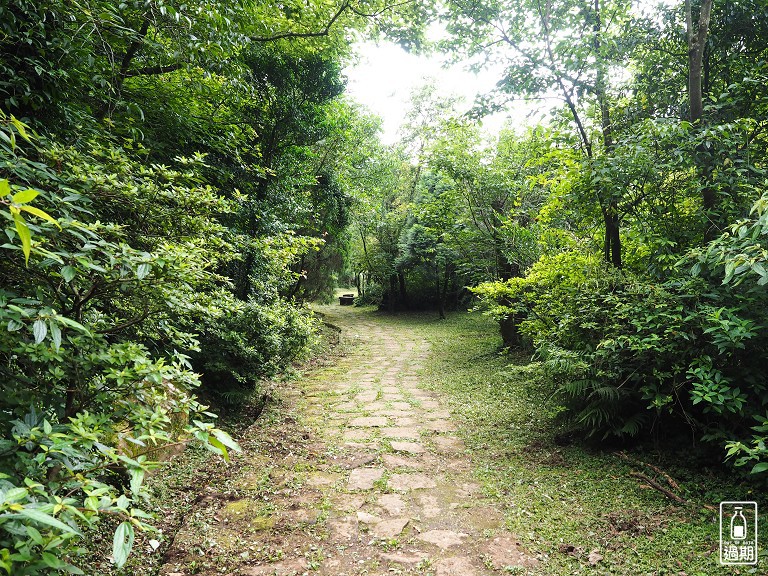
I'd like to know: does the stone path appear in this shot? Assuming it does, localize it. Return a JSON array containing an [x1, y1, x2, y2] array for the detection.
[[160, 305, 538, 576]]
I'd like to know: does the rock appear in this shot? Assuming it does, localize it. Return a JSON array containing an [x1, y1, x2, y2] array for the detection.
[[239, 558, 309, 575], [371, 517, 409, 539], [381, 454, 425, 470], [390, 441, 425, 454], [377, 493, 407, 516], [349, 416, 389, 427], [388, 473, 437, 491], [356, 511, 381, 524], [435, 556, 479, 575], [380, 427, 421, 440], [328, 516, 358, 542], [482, 535, 539, 568], [588, 549, 604, 565], [417, 530, 467, 549], [380, 552, 428, 566], [347, 467, 384, 490], [305, 471, 341, 487]]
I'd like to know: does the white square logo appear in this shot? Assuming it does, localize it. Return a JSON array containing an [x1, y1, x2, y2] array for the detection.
[[720, 501, 758, 566]]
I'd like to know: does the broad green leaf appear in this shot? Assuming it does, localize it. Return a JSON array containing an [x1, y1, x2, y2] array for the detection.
[[27, 526, 43, 546], [208, 436, 229, 461], [12, 188, 39, 204], [61, 266, 77, 282], [751, 462, 768, 474], [17, 508, 82, 535], [112, 522, 135, 568], [0, 179, 9, 196], [212, 428, 241, 453], [136, 263, 151, 280], [6, 319, 23, 331], [33, 319, 47, 344], [50, 322, 62, 351], [129, 469, 145, 496], [21, 204, 61, 229], [42, 551, 66, 569], [12, 212, 31, 265], [10, 116, 32, 143]]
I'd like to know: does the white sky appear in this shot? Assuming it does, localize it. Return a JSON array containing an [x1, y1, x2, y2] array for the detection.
[[344, 41, 532, 145]]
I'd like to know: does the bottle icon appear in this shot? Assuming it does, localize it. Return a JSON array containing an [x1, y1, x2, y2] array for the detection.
[[731, 506, 747, 540]]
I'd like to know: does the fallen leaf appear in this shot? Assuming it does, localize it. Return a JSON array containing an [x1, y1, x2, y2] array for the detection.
[[588, 549, 603, 565]]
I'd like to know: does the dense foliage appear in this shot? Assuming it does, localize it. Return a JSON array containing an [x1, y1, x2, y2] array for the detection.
[[347, 0, 768, 477], [0, 0, 430, 572], [2, 0, 768, 571]]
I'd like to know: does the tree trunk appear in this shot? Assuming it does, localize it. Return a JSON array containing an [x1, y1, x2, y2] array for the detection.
[[686, 0, 716, 234], [687, 0, 713, 126], [388, 274, 397, 313], [594, 0, 621, 268], [397, 272, 409, 310]]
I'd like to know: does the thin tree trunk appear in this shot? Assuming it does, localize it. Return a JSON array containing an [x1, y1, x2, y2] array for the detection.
[[397, 272, 408, 310], [687, 0, 714, 125], [686, 0, 716, 234]]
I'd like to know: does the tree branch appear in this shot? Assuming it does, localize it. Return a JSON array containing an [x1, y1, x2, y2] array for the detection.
[[251, 1, 351, 42], [123, 63, 184, 78]]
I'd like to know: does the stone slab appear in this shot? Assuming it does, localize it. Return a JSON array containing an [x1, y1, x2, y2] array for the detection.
[[371, 517, 410, 539], [347, 467, 384, 490], [376, 493, 407, 516], [390, 441, 425, 454], [381, 427, 421, 440], [349, 416, 389, 427], [382, 454, 425, 470], [417, 530, 468, 549], [388, 473, 437, 491]]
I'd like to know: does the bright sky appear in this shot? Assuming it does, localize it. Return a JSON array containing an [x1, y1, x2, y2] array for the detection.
[[344, 41, 527, 145]]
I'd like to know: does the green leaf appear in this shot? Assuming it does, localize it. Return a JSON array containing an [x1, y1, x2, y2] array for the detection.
[[129, 469, 145, 496], [61, 266, 77, 282], [112, 522, 135, 568], [12, 188, 39, 204], [27, 526, 43, 546], [12, 212, 31, 265], [10, 116, 32, 143], [136, 263, 151, 280], [42, 551, 66, 569], [33, 319, 47, 343], [50, 322, 62, 351], [212, 428, 241, 453], [750, 462, 768, 474], [208, 436, 229, 461], [21, 205, 61, 229], [17, 508, 82, 535], [0, 179, 9, 196], [6, 319, 23, 331]]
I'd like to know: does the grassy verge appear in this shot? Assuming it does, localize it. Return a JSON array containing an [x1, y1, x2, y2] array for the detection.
[[373, 309, 766, 575]]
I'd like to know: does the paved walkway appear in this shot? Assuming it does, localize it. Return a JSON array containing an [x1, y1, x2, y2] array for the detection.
[[160, 306, 537, 576]]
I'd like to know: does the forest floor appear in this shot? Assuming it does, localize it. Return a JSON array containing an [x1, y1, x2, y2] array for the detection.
[[133, 303, 764, 576]]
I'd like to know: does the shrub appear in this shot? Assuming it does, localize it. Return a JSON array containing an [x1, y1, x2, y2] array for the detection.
[[193, 297, 318, 403], [0, 112, 238, 573], [473, 239, 768, 473]]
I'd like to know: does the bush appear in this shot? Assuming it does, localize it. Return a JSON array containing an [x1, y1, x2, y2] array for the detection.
[[473, 240, 768, 473], [193, 297, 318, 403], [0, 113, 238, 573]]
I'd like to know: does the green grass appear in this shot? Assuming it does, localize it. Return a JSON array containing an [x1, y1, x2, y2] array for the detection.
[[371, 309, 767, 575]]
